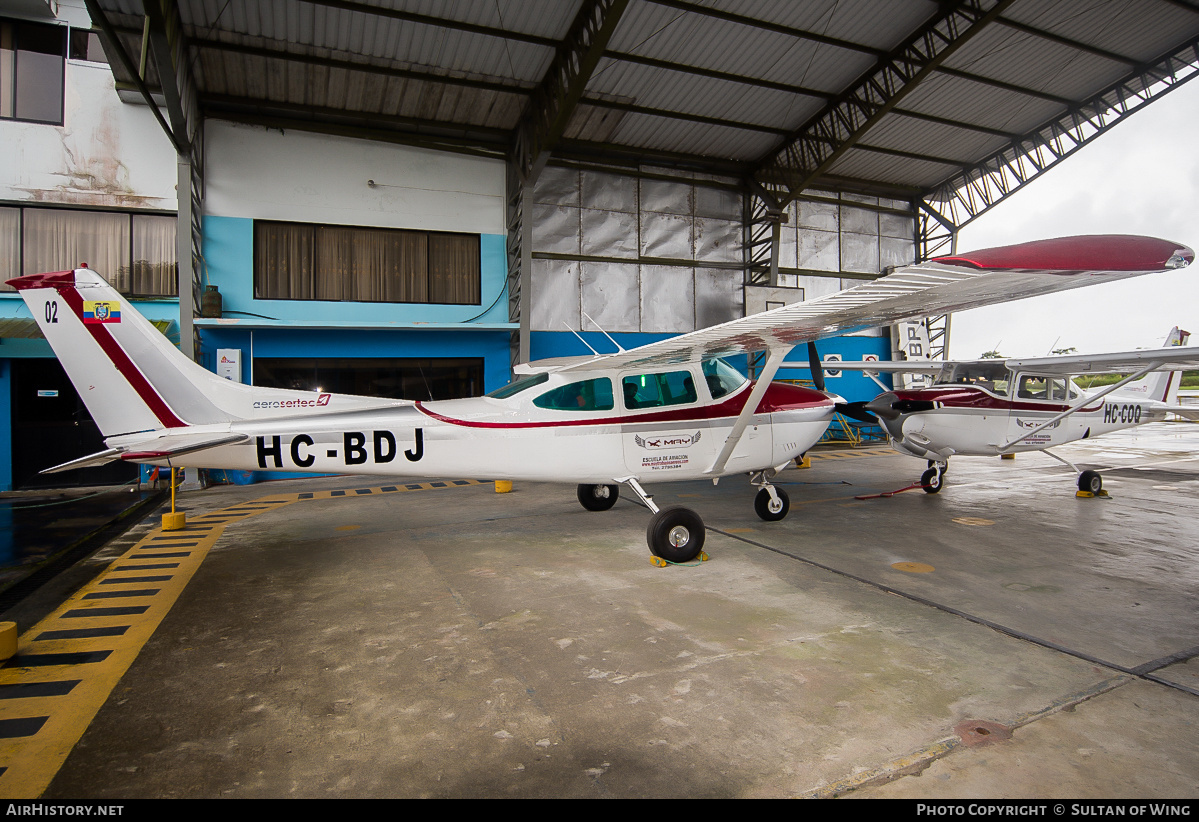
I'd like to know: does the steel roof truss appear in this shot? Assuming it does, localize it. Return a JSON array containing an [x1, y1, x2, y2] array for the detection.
[[925, 37, 1199, 230], [754, 0, 1019, 208]]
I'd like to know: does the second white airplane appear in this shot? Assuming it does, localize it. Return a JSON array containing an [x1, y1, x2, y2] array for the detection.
[[833, 328, 1199, 494]]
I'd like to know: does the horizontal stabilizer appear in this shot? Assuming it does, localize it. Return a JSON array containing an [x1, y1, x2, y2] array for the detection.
[[40, 433, 249, 475], [40, 449, 123, 474]]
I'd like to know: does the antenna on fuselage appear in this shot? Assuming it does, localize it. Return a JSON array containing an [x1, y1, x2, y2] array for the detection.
[[563, 322, 601, 357], [582, 311, 626, 354]]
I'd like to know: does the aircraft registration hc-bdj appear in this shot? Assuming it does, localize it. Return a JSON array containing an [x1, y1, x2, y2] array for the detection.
[[8, 235, 1194, 564]]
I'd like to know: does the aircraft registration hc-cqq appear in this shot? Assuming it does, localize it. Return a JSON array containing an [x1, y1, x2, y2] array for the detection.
[[8, 235, 1195, 564]]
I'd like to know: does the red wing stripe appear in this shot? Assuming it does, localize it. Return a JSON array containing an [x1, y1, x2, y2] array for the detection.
[[56, 286, 187, 428]]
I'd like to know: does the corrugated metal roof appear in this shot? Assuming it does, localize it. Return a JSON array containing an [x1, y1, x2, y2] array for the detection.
[[89, 0, 1199, 200]]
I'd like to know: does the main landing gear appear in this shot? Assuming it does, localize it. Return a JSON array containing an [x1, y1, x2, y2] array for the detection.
[[575, 471, 793, 564], [1042, 449, 1105, 496]]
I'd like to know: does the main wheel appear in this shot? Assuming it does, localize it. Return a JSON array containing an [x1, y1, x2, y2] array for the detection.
[[754, 487, 790, 521], [920, 467, 943, 494], [577, 483, 619, 511], [1078, 470, 1102, 495], [646, 507, 705, 563]]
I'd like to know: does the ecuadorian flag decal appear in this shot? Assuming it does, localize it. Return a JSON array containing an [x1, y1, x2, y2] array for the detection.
[[83, 301, 121, 324]]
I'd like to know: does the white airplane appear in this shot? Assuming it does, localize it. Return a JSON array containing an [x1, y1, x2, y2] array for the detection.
[[8, 235, 1194, 562], [831, 328, 1199, 495]]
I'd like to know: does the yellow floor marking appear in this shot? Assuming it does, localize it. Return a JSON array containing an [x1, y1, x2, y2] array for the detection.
[[892, 562, 935, 573], [0, 478, 485, 797]]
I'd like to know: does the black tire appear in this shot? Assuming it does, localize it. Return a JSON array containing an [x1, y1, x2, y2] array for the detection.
[[921, 467, 943, 494], [646, 507, 705, 563], [1078, 470, 1102, 495], [577, 483, 619, 511], [754, 487, 790, 521]]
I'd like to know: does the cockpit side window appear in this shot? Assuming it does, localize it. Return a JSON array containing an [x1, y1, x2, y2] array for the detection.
[[623, 370, 698, 409], [533, 378, 614, 411], [701, 358, 746, 399], [937, 362, 1009, 396], [1017, 375, 1049, 400]]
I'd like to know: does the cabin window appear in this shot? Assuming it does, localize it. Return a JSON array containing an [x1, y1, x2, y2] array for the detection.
[[622, 370, 698, 410], [533, 378, 614, 411], [701, 358, 746, 399], [486, 372, 548, 399], [1017, 375, 1056, 400]]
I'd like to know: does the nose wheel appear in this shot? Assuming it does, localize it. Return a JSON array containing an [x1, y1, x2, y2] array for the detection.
[[921, 460, 946, 493], [754, 486, 790, 520]]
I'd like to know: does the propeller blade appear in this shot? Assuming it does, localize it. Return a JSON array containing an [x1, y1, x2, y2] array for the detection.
[[836, 401, 878, 423], [807, 342, 825, 392]]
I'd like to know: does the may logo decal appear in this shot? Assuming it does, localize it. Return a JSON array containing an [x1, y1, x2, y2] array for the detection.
[[83, 301, 121, 324], [634, 431, 701, 449]]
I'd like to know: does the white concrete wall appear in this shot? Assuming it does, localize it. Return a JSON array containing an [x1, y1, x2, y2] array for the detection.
[[203, 120, 505, 235], [0, 39, 177, 209]]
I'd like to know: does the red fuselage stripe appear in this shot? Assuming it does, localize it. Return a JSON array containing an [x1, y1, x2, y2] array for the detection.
[[56, 285, 188, 429], [415, 382, 831, 429]]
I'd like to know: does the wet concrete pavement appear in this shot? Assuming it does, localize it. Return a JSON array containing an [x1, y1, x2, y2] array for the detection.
[[0, 485, 162, 612], [3, 423, 1197, 798]]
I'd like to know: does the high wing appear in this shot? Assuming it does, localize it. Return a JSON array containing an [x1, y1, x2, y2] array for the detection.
[[821, 360, 944, 373], [553, 235, 1192, 373], [40, 433, 249, 474], [1003, 347, 1199, 376]]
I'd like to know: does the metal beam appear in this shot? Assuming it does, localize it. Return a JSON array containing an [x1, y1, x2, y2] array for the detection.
[[140, 1, 195, 149], [753, 0, 1018, 209], [84, 0, 182, 152], [646, 0, 885, 59], [506, 0, 631, 369], [511, 0, 631, 185], [922, 36, 1199, 231]]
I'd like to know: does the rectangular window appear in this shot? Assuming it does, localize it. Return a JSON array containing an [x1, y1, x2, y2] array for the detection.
[[0, 206, 18, 284], [1, 18, 66, 125], [11, 207, 176, 296], [254, 220, 480, 305]]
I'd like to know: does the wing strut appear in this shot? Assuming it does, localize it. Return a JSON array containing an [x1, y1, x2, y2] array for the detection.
[[998, 365, 1157, 450], [706, 348, 786, 478]]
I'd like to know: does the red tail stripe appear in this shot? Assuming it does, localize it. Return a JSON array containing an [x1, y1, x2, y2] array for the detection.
[[55, 285, 187, 429]]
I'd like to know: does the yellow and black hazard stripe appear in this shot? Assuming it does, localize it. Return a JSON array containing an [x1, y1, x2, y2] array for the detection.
[[0, 478, 486, 797]]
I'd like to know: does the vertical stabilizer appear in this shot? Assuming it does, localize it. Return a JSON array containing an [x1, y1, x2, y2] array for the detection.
[[8, 268, 236, 436], [1119, 327, 1191, 403]]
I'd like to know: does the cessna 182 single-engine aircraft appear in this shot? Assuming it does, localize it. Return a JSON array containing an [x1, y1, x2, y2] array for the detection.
[[831, 327, 1199, 495], [8, 235, 1194, 563]]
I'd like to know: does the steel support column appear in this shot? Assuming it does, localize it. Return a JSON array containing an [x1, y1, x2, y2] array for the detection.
[[506, 0, 630, 368]]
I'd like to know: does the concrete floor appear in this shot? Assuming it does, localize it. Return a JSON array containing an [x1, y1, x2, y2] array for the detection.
[[24, 423, 1199, 798]]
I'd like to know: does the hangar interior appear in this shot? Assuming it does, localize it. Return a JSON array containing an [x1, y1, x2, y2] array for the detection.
[[2, 0, 1199, 801], [3, 0, 1199, 492]]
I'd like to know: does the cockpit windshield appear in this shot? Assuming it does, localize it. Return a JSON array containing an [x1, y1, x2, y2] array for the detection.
[[701, 358, 747, 399], [934, 361, 1010, 397], [486, 372, 548, 399]]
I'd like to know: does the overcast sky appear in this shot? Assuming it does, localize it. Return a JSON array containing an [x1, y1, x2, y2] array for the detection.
[[947, 74, 1199, 359]]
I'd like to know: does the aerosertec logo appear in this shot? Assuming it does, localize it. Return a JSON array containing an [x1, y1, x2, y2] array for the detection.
[[253, 393, 331, 410]]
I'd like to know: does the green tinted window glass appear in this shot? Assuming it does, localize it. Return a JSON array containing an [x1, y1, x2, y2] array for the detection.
[[487, 372, 548, 399], [701, 358, 746, 399], [622, 371, 698, 409], [533, 378, 614, 411]]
